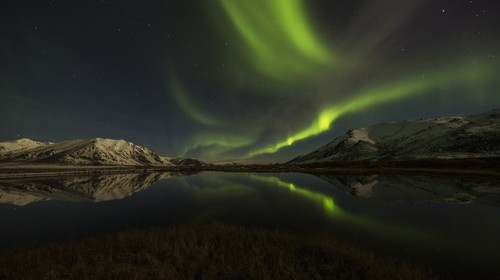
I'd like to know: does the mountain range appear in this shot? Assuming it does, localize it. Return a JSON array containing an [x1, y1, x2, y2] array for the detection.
[[1, 109, 499, 167], [290, 108, 500, 164], [0, 138, 206, 167]]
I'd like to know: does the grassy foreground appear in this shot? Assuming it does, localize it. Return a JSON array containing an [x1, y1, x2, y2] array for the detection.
[[0, 224, 443, 280]]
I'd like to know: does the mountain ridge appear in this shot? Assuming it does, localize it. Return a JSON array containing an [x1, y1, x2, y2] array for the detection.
[[290, 108, 500, 164], [0, 138, 172, 166]]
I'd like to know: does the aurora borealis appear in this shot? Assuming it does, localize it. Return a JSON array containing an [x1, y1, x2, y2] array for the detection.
[[1, 0, 499, 162], [217, 0, 334, 81]]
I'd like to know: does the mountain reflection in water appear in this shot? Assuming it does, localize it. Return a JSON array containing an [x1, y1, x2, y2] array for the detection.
[[319, 174, 500, 204], [0, 172, 183, 205], [1, 172, 498, 206]]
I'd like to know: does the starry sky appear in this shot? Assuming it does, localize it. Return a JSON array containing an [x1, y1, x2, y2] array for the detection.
[[1, 0, 499, 163]]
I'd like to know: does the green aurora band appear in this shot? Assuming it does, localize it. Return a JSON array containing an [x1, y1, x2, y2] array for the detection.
[[181, 132, 255, 158], [246, 61, 495, 158], [180, 60, 494, 159], [219, 0, 334, 81], [178, 2, 499, 160]]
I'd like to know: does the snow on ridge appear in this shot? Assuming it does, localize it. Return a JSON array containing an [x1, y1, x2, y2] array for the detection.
[[346, 128, 375, 144], [93, 138, 135, 152]]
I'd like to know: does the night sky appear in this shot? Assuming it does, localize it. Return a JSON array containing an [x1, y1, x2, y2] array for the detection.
[[1, 0, 499, 163]]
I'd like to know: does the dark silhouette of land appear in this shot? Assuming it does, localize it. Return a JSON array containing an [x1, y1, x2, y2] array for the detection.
[[1, 157, 499, 179]]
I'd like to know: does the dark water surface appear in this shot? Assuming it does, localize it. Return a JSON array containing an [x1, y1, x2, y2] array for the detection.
[[1, 172, 499, 278]]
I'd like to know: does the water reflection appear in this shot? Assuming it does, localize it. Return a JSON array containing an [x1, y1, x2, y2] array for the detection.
[[2, 172, 498, 207], [319, 174, 500, 204], [249, 175, 336, 215], [249, 174, 431, 242], [0, 172, 498, 277], [0, 172, 183, 205]]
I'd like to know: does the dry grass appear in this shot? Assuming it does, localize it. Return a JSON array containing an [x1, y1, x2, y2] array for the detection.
[[0, 223, 444, 280]]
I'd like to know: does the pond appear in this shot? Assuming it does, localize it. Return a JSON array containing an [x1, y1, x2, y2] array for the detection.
[[1, 172, 499, 278]]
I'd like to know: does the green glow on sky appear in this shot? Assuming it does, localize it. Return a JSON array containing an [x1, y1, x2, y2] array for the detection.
[[181, 132, 255, 158], [247, 63, 493, 157], [219, 0, 334, 81], [171, 77, 222, 126], [250, 175, 336, 216]]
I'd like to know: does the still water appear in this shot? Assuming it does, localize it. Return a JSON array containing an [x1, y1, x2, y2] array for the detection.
[[1, 172, 499, 278]]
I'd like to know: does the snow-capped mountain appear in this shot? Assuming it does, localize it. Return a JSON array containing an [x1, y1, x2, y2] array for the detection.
[[0, 138, 171, 166], [290, 108, 500, 163]]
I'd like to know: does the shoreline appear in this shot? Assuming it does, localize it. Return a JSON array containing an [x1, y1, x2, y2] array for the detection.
[[1, 159, 499, 179]]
